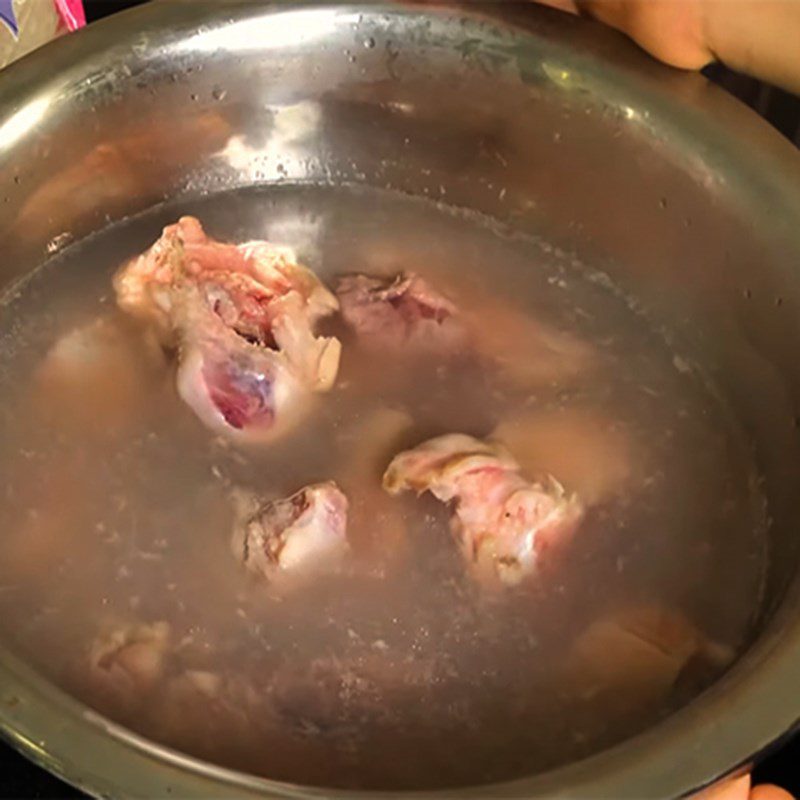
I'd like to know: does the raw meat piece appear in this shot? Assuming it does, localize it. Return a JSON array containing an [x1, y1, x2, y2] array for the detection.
[[336, 272, 468, 354], [86, 622, 265, 758], [231, 482, 349, 582], [174, 302, 301, 439], [88, 621, 170, 703], [568, 606, 733, 711], [383, 433, 584, 586], [336, 270, 591, 387], [35, 315, 166, 432], [494, 407, 636, 504], [467, 295, 593, 387], [114, 216, 341, 442]]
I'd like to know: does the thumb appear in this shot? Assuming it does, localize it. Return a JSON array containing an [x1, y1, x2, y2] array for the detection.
[[575, 0, 714, 70], [751, 786, 796, 800], [695, 774, 752, 800]]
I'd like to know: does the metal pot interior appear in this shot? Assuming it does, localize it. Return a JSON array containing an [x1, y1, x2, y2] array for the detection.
[[1, 2, 800, 798]]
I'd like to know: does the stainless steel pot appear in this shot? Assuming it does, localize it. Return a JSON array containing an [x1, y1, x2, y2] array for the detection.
[[2, 2, 800, 797]]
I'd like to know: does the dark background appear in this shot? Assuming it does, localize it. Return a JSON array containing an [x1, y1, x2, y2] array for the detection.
[[1, 0, 799, 797]]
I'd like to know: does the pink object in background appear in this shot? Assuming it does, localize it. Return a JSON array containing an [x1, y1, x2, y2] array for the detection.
[[54, 0, 85, 31], [0, 0, 85, 69]]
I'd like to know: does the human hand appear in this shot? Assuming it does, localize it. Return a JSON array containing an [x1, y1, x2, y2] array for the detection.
[[694, 773, 794, 800], [535, 0, 800, 96]]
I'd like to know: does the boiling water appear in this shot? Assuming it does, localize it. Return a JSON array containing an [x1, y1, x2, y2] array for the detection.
[[0, 185, 767, 789]]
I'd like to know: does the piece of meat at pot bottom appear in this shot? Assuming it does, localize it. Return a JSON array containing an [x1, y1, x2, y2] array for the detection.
[[335, 271, 592, 388], [567, 605, 734, 715], [335, 272, 468, 354], [494, 407, 637, 505], [86, 621, 171, 711], [34, 314, 167, 433], [383, 434, 584, 587], [113, 216, 341, 443], [81, 621, 267, 758], [231, 482, 349, 584]]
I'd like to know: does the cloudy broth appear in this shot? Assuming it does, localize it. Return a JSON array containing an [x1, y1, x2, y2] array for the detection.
[[0, 185, 767, 789]]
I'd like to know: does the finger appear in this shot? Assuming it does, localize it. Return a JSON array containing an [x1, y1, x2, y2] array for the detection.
[[695, 774, 752, 800], [751, 785, 796, 800], [575, 0, 714, 70]]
